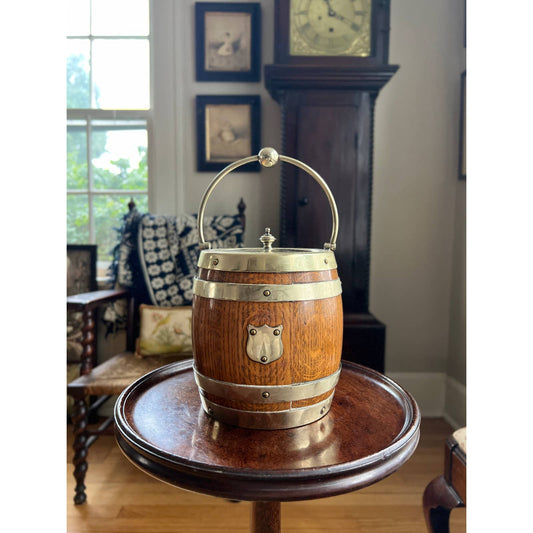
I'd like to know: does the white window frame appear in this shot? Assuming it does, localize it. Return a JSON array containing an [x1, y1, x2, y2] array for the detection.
[[66, 1, 153, 247]]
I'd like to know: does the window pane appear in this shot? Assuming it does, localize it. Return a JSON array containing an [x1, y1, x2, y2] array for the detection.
[[67, 123, 88, 189], [91, 0, 149, 36], [67, 39, 91, 108], [67, 195, 90, 244], [92, 39, 150, 109], [67, 0, 90, 36], [91, 122, 148, 190], [94, 194, 148, 262]]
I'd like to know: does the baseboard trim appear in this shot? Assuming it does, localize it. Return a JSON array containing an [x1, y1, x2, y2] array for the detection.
[[385, 372, 466, 428], [443, 375, 467, 429], [386, 372, 446, 417]]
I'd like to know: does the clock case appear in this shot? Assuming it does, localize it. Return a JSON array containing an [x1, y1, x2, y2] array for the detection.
[[266, 1, 398, 373], [274, 0, 391, 66]]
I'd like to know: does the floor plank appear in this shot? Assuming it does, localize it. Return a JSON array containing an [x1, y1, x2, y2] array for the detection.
[[67, 417, 466, 532]]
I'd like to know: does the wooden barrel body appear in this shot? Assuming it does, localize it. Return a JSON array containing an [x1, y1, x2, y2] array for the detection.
[[192, 249, 343, 430]]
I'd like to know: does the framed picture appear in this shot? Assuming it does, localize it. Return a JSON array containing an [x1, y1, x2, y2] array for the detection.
[[458, 71, 466, 180], [67, 245, 97, 363], [195, 2, 261, 82], [196, 94, 261, 172], [67, 244, 97, 296]]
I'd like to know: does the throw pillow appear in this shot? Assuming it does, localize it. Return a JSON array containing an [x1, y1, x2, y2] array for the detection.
[[136, 304, 193, 357]]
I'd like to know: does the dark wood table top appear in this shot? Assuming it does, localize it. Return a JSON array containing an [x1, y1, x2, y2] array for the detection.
[[114, 359, 420, 502]]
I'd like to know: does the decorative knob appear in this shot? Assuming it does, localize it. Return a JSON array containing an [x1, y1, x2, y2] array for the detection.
[[258, 147, 279, 167], [259, 227, 276, 251]]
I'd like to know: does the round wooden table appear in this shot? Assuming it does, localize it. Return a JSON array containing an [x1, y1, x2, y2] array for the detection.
[[114, 359, 420, 533]]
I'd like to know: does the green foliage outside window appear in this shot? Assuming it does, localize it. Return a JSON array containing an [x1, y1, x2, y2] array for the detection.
[[67, 53, 148, 263]]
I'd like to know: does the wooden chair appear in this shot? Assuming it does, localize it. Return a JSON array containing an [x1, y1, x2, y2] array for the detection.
[[423, 427, 466, 532], [67, 199, 246, 505], [67, 244, 98, 421]]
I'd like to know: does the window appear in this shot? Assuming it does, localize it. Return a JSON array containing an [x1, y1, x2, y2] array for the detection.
[[67, 0, 151, 275]]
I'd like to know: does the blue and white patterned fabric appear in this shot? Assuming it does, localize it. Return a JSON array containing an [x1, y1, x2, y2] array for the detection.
[[137, 214, 183, 306], [109, 210, 244, 308], [113, 208, 143, 289]]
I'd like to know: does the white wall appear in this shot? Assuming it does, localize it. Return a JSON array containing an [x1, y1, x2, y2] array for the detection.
[[371, 0, 465, 373], [148, 0, 466, 423], [370, 0, 466, 425], [151, 0, 281, 247]]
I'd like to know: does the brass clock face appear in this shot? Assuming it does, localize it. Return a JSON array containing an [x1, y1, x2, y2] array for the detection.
[[290, 0, 371, 57]]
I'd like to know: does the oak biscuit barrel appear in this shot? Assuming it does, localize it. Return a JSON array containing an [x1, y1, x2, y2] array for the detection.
[[192, 147, 343, 430]]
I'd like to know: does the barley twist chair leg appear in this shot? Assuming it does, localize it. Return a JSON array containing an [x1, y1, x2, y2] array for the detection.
[[71, 396, 89, 505]]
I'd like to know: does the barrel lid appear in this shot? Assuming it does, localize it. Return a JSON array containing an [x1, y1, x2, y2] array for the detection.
[[198, 228, 337, 272]]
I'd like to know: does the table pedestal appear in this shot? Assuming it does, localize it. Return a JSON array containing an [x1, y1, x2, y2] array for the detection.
[[252, 502, 280, 533]]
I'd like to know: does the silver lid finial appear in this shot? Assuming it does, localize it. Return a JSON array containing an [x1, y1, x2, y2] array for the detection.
[[259, 227, 276, 251]]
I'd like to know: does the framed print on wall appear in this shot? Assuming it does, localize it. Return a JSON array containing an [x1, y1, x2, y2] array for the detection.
[[195, 2, 261, 82], [196, 94, 261, 172]]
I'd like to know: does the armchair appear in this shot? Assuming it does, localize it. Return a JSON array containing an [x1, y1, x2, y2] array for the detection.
[[67, 199, 246, 505]]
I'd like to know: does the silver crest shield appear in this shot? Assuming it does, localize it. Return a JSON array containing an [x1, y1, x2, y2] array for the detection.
[[246, 324, 284, 365]]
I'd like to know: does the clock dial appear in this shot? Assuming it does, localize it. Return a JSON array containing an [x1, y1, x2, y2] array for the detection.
[[290, 0, 371, 56]]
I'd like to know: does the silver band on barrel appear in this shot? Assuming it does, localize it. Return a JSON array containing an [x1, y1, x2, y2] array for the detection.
[[193, 278, 342, 302], [193, 365, 341, 403], [197, 248, 338, 272], [199, 394, 334, 430]]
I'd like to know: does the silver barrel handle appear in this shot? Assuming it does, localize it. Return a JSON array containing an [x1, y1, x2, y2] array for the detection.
[[197, 147, 339, 251]]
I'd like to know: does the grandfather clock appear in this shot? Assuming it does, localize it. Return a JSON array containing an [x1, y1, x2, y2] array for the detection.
[[265, 0, 398, 372]]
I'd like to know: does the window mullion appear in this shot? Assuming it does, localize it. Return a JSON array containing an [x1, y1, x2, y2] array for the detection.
[[68, 189, 148, 196], [68, 109, 151, 120], [86, 118, 95, 244], [89, 36, 95, 109], [88, 1, 95, 246]]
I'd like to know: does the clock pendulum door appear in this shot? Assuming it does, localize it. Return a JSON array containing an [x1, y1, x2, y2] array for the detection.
[[265, 0, 398, 372]]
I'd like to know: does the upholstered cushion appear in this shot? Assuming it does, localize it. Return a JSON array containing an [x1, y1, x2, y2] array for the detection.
[[136, 304, 193, 357], [67, 352, 192, 396], [453, 427, 467, 454], [133, 212, 243, 307], [106, 210, 244, 335], [175, 213, 244, 282]]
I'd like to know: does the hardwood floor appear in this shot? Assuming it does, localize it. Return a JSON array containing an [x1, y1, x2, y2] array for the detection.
[[67, 417, 466, 532]]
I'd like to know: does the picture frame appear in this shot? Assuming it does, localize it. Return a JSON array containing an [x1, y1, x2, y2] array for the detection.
[[196, 94, 261, 172], [67, 244, 97, 363], [67, 244, 97, 296], [195, 2, 261, 82], [458, 71, 466, 180]]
